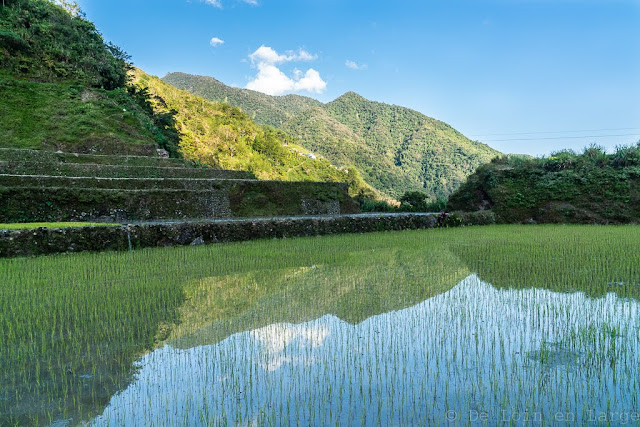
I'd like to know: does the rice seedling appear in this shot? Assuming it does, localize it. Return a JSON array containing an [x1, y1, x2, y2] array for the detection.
[[1, 225, 639, 425]]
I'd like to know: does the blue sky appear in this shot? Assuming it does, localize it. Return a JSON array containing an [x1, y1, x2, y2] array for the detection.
[[76, 0, 640, 155]]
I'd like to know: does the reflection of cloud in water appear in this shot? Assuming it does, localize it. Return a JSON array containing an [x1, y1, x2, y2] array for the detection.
[[251, 322, 330, 371], [92, 275, 640, 426]]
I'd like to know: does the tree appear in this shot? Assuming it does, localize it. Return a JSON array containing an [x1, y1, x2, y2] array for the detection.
[[54, 0, 83, 17], [399, 191, 429, 211]]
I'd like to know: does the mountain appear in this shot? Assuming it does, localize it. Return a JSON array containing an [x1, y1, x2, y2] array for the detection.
[[1, 0, 374, 196], [448, 145, 640, 224], [162, 73, 321, 127], [130, 69, 375, 192], [164, 72, 501, 199]]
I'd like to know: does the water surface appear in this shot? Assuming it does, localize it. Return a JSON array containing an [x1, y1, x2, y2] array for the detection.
[[93, 275, 640, 425]]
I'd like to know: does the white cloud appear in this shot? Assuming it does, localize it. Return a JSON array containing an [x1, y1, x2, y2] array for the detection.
[[209, 37, 224, 47], [295, 49, 317, 62], [249, 45, 317, 65], [249, 46, 288, 65], [203, 0, 222, 7], [345, 60, 368, 70], [246, 64, 295, 95], [199, 0, 258, 8], [294, 69, 326, 93], [246, 45, 326, 96]]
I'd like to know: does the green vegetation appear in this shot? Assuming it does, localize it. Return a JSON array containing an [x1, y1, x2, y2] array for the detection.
[[0, 0, 180, 155], [448, 143, 640, 224], [0, 78, 172, 154], [1, 225, 639, 423], [0, 0, 366, 220], [0, 222, 117, 229], [163, 72, 501, 199], [96, 225, 640, 425], [132, 69, 374, 195], [449, 225, 640, 299], [0, 229, 466, 424], [355, 189, 447, 213], [398, 190, 447, 212], [0, 0, 127, 88], [1, 0, 491, 204]]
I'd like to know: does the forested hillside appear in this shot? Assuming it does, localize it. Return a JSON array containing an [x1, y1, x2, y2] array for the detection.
[[0, 0, 179, 155], [317, 92, 499, 199], [131, 69, 377, 192], [164, 72, 501, 199], [163, 73, 321, 127], [448, 144, 640, 224]]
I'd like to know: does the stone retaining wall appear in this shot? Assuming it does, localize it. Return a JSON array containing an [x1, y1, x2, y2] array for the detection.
[[0, 162, 254, 179], [1, 175, 253, 191], [0, 212, 495, 258], [0, 180, 357, 223]]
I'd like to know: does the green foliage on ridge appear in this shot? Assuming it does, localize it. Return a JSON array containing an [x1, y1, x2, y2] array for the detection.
[[448, 144, 640, 224], [0, 0, 180, 155], [132, 69, 377, 195], [0, 0, 128, 89], [163, 72, 501, 199], [162, 73, 322, 127]]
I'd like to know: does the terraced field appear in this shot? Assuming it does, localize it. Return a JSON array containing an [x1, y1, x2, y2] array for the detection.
[[0, 148, 357, 224]]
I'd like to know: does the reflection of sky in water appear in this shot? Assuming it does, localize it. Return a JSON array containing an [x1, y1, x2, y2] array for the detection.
[[93, 275, 640, 426]]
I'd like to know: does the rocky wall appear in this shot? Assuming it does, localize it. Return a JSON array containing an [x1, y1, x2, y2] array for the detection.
[[0, 181, 358, 222], [0, 162, 254, 179], [0, 212, 495, 258]]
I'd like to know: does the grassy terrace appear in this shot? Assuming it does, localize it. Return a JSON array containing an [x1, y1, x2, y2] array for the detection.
[[1, 225, 639, 424], [0, 148, 186, 167], [0, 79, 161, 155]]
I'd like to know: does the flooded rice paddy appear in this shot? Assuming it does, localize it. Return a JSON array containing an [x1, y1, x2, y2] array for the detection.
[[1, 225, 639, 425]]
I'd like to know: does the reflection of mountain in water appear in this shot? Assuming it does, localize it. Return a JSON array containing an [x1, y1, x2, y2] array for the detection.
[[93, 275, 640, 426], [167, 246, 469, 349]]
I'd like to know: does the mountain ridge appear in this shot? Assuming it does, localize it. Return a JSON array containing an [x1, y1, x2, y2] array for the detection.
[[0, 0, 374, 198], [164, 72, 322, 127], [164, 72, 501, 199]]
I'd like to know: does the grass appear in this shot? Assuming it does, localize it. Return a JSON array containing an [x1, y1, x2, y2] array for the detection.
[[0, 222, 119, 230], [450, 224, 640, 300], [0, 77, 161, 153], [0, 225, 639, 424]]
